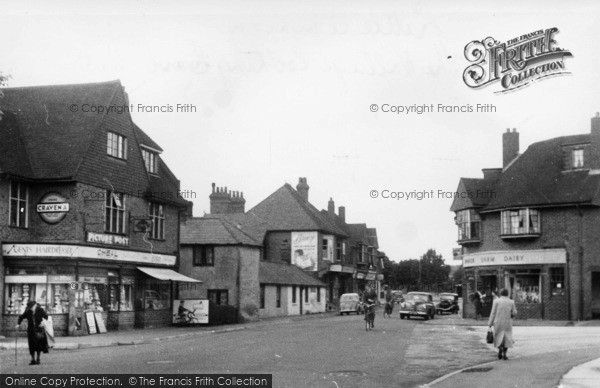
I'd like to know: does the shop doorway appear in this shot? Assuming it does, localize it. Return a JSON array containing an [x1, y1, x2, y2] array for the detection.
[[591, 272, 600, 318], [479, 275, 498, 317]]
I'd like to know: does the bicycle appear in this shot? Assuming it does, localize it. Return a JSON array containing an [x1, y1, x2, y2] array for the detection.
[[364, 303, 375, 331]]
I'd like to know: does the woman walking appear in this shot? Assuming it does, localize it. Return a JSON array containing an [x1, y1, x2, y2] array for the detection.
[[488, 288, 517, 360], [15, 301, 49, 365]]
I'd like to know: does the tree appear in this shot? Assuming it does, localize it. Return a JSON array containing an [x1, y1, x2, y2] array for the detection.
[[0, 71, 12, 121]]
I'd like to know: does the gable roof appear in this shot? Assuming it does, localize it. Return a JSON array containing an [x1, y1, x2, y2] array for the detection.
[[450, 177, 498, 212], [180, 216, 263, 246], [259, 261, 326, 287], [248, 184, 348, 236]]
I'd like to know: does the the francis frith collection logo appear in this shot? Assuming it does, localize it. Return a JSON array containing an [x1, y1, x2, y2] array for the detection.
[[463, 27, 572, 93]]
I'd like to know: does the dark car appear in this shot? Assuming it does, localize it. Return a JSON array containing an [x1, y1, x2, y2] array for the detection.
[[339, 293, 364, 315], [436, 293, 460, 315], [399, 292, 436, 320]]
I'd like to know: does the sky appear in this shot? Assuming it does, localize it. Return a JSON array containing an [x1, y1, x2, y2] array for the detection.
[[2, 0, 600, 263]]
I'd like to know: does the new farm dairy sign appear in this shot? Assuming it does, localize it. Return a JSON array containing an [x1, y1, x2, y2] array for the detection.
[[463, 249, 566, 268]]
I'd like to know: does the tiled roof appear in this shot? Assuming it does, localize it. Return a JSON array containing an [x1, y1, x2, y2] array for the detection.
[[134, 124, 163, 152], [180, 217, 262, 246], [451, 133, 600, 213], [248, 184, 348, 236], [450, 177, 498, 212], [0, 80, 119, 179], [259, 261, 326, 287], [0, 112, 33, 178]]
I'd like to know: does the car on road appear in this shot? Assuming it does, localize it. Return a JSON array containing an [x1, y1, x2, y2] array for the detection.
[[436, 293, 460, 315], [391, 291, 404, 304], [399, 292, 436, 320], [339, 293, 364, 315]]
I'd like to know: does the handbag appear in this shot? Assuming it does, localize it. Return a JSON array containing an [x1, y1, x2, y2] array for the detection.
[[35, 328, 46, 341], [486, 328, 494, 344]]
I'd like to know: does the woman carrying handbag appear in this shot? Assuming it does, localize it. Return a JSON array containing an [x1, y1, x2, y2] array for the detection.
[[15, 301, 49, 365], [488, 288, 517, 360]]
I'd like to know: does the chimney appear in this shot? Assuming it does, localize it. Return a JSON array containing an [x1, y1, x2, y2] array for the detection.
[[592, 112, 600, 135], [209, 183, 245, 214], [328, 197, 335, 216], [296, 177, 309, 202], [230, 190, 246, 214], [502, 128, 519, 168], [481, 168, 502, 181], [590, 113, 600, 169], [338, 206, 346, 222]]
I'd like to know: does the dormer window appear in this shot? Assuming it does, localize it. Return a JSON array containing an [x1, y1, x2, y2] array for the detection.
[[501, 208, 540, 237], [572, 149, 584, 168], [107, 132, 127, 160], [456, 209, 480, 242], [142, 149, 158, 174]]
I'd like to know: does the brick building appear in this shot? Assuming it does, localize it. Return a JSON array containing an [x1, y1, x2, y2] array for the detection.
[[0, 80, 196, 335], [179, 184, 327, 320], [451, 116, 600, 320]]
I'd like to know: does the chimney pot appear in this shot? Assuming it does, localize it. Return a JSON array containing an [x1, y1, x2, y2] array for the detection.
[[212, 182, 216, 193]]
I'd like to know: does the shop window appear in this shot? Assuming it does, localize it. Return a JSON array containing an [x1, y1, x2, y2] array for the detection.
[[260, 285, 265, 309], [149, 203, 165, 240], [9, 181, 28, 228], [140, 281, 171, 310], [105, 191, 126, 234], [456, 209, 480, 241], [501, 209, 540, 236], [193, 245, 214, 266], [550, 268, 565, 297], [107, 131, 127, 159], [208, 289, 229, 306], [512, 274, 540, 303]]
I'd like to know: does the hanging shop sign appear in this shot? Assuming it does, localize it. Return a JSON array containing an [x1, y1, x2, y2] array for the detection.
[[36, 192, 69, 224]]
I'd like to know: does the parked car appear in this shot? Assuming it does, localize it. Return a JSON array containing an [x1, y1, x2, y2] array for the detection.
[[339, 293, 364, 315], [399, 292, 436, 320], [436, 293, 460, 315]]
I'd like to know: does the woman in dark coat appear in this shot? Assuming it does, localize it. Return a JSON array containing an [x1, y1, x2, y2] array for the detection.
[[473, 291, 483, 320], [16, 301, 49, 365]]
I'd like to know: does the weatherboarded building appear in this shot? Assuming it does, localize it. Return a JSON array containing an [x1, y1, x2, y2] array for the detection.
[[452, 117, 600, 320]]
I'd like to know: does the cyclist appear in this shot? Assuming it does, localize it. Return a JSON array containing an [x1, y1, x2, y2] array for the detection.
[[362, 285, 377, 329]]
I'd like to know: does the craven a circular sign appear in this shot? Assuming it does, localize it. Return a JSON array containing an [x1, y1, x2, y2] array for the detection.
[[37, 192, 70, 224]]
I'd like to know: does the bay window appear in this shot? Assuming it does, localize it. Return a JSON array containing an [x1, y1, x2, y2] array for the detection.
[[501, 208, 540, 236]]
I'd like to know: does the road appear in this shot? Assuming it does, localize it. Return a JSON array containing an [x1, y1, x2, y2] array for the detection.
[[0, 311, 490, 388]]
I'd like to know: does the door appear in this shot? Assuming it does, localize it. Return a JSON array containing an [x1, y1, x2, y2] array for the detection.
[[591, 272, 600, 318]]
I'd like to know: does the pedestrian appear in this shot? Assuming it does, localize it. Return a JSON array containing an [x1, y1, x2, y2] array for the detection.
[[488, 288, 517, 360], [472, 290, 483, 320], [362, 285, 377, 328], [383, 285, 393, 318], [15, 301, 49, 365]]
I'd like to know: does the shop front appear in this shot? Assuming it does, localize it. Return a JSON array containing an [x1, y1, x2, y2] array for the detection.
[[463, 249, 568, 320], [2, 243, 199, 336]]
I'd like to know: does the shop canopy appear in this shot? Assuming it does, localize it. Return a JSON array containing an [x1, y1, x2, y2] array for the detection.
[[137, 267, 201, 283]]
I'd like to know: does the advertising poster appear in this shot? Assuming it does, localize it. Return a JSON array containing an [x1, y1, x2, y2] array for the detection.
[[291, 232, 318, 271], [173, 299, 209, 324]]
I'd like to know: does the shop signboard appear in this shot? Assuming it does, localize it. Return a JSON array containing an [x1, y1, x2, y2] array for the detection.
[[463, 249, 566, 268], [86, 232, 130, 246], [36, 192, 69, 224], [173, 299, 209, 324], [291, 232, 318, 271], [2, 243, 176, 266]]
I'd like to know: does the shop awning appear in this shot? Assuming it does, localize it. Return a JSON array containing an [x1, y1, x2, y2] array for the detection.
[[137, 267, 201, 283]]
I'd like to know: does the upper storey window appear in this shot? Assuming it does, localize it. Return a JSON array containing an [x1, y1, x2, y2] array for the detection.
[[501, 209, 540, 237], [107, 132, 127, 160], [456, 209, 480, 242], [142, 149, 158, 174]]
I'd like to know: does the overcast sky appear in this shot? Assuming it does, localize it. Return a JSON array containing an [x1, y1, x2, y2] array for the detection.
[[2, 1, 600, 262]]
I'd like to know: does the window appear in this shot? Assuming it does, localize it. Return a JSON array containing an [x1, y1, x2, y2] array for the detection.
[[317, 287, 321, 302], [105, 191, 126, 234], [572, 149, 584, 168], [501, 209, 540, 235], [107, 132, 127, 159], [9, 181, 28, 228], [512, 274, 540, 303], [149, 203, 164, 239], [208, 289, 229, 306], [550, 268, 565, 297], [305, 287, 309, 303], [142, 149, 158, 174], [292, 286, 297, 303], [141, 281, 171, 309], [276, 285, 281, 308], [260, 285, 265, 309], [193, 246, 214, 266], [456, 209, 481, 241], [335, 242, 343, 261]]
